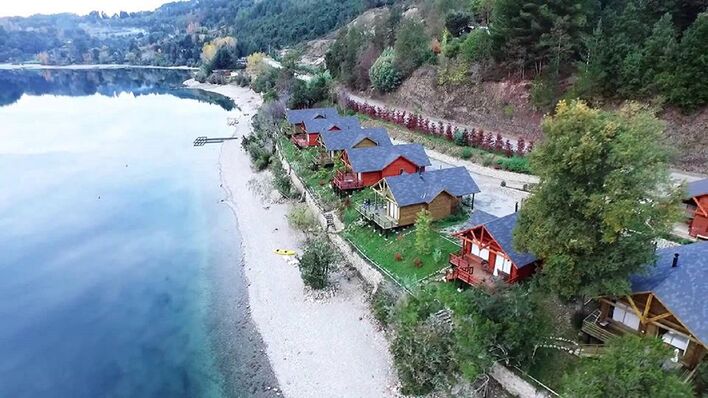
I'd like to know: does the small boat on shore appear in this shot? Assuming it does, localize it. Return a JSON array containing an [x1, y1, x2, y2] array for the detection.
[[273, 249, 296, 256]]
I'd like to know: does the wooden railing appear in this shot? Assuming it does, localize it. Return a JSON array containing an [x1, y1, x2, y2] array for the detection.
[[333, 170, 363, 190], [447, 253, 494, 286], [291, 134, 310, 148], [581, 310, 619, 342], [357, 203, 398, 230]]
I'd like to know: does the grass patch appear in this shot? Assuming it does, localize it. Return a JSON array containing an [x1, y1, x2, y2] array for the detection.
[[343, 224, 459, 287]]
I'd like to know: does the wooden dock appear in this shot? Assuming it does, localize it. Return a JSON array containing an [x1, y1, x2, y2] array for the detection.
[[193, 136, 238, 146]]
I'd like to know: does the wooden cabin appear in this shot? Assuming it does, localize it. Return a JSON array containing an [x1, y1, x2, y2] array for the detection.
[[447, 212, 538, 287], [285, 107, 339, 129], [291, 116, 360, 148], [319, 127, 392, 158], [581, 242, 707, 371], [332, 144, 431, 191], [684, 178, 708, 239], [358, 167, 480, 229]]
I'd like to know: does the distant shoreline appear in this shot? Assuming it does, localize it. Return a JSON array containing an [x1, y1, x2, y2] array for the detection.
[[0, 63, 197, 71]]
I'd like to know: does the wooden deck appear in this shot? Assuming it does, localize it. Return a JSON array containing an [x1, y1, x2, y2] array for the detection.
[[357, 203, 399, 230], [581, 310, 624, 342], [446, 253, 497, 287], [332, 171, 363, 191], [291, 134, 311, 148]]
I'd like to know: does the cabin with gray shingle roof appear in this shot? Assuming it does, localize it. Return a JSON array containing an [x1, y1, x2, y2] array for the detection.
[[285, 107, 339, 125], [319, 127, 392, 153], [448, 212, 538, 287], [684, 178, 708, 239], [359, 167, 480, 229], [332, 144, 431, 191], [582, 241, 707, 370], [291, 115, 361, 148]]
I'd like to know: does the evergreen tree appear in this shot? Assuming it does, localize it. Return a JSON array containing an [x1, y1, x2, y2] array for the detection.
[[394, 19, 434, 78]]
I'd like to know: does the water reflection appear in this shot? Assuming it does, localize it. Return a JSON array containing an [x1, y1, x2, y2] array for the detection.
[[0, 68, 235, 110]]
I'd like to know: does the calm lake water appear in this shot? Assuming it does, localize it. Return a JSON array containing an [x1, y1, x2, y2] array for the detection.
[[0, 69, 276, 397]]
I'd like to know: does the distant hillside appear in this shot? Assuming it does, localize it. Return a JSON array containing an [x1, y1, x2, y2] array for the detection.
[[0, 0, 384, 67]]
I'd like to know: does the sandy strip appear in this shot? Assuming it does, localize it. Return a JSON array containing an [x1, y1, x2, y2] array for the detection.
[[186, 80, 399, 398]]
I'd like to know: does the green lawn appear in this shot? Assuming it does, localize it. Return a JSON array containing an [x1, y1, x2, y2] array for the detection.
[[279, 136, 460, 287], [343, 224, 459, 287]]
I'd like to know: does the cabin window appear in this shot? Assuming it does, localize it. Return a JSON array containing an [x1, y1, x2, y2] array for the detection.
[[399, 168, 404, 175], [479, 248, 489, 261], [661, 330, 690, 352], [611, 303, 640, 330], [471, 243, 480, 256], [494, 255, 512, 275]]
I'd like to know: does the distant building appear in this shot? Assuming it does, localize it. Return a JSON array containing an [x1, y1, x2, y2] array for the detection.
[[684, 178, 708, 239]]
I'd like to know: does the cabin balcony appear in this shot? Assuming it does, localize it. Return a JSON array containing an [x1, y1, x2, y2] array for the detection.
[[446, 253, 499, 287], [332, 171, 363, 191], [357, 202, 399, 230], [581, 309, 627, 342], [291, 134, 312, 148]]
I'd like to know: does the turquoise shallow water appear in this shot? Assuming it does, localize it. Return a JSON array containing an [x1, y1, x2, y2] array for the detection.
[[0, 69, 277, 397]]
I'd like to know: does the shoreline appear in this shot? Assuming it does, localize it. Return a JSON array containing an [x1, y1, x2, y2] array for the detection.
[[188, 80, 399, 397], [0, 63, 197, 71]]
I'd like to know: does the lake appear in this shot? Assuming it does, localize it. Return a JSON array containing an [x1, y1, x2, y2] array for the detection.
[[0, 68, 277, 397]]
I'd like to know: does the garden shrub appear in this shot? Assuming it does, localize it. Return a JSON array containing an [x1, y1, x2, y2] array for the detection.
[[460, 29, 493, 63], [298, 235, 336, 289], [461, 147, 473, 159], [497, 157, 530, 173], [287, 204, 317, 232]]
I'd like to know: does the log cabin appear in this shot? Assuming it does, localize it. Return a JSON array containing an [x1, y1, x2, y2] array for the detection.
[[684, 178, 708, 239], [291, 116, 361, 148], [447, 212, 538, 287], [581, 242, 707, 371], [332, 144, 431, 191], [358, 167, 480, 229]]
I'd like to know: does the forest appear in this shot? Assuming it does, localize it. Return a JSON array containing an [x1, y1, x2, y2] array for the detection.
[[0, 0, 385, 67], [326, 0, 707, 110]]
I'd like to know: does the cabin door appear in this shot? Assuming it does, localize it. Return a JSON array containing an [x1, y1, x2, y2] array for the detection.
[[387, 202, 399, 220]]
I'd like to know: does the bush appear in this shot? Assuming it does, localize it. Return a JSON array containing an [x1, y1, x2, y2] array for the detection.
[[371, 284, 399, 328], [432, 248, 443, 263], [460, 29, 493, 63], [392, 321, 457, 395], [270, 157, 293, 197], [369, 48, 402, 93], [298, 236, 336, 289], [442, 37, 461, 58], [460, 147, 473, 159], [453, 129, 467, 146], [287, 204, 317, 231], [497, 156, 530, 173]]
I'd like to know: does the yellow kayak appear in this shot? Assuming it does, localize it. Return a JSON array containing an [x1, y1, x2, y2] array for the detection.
[[273, 249, 297, 256]]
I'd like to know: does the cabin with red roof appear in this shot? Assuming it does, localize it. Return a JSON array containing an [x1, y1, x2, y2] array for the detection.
[[684, 178, 708, 239], [447, 212, 538, 287], [332, 144, 431, 191]]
